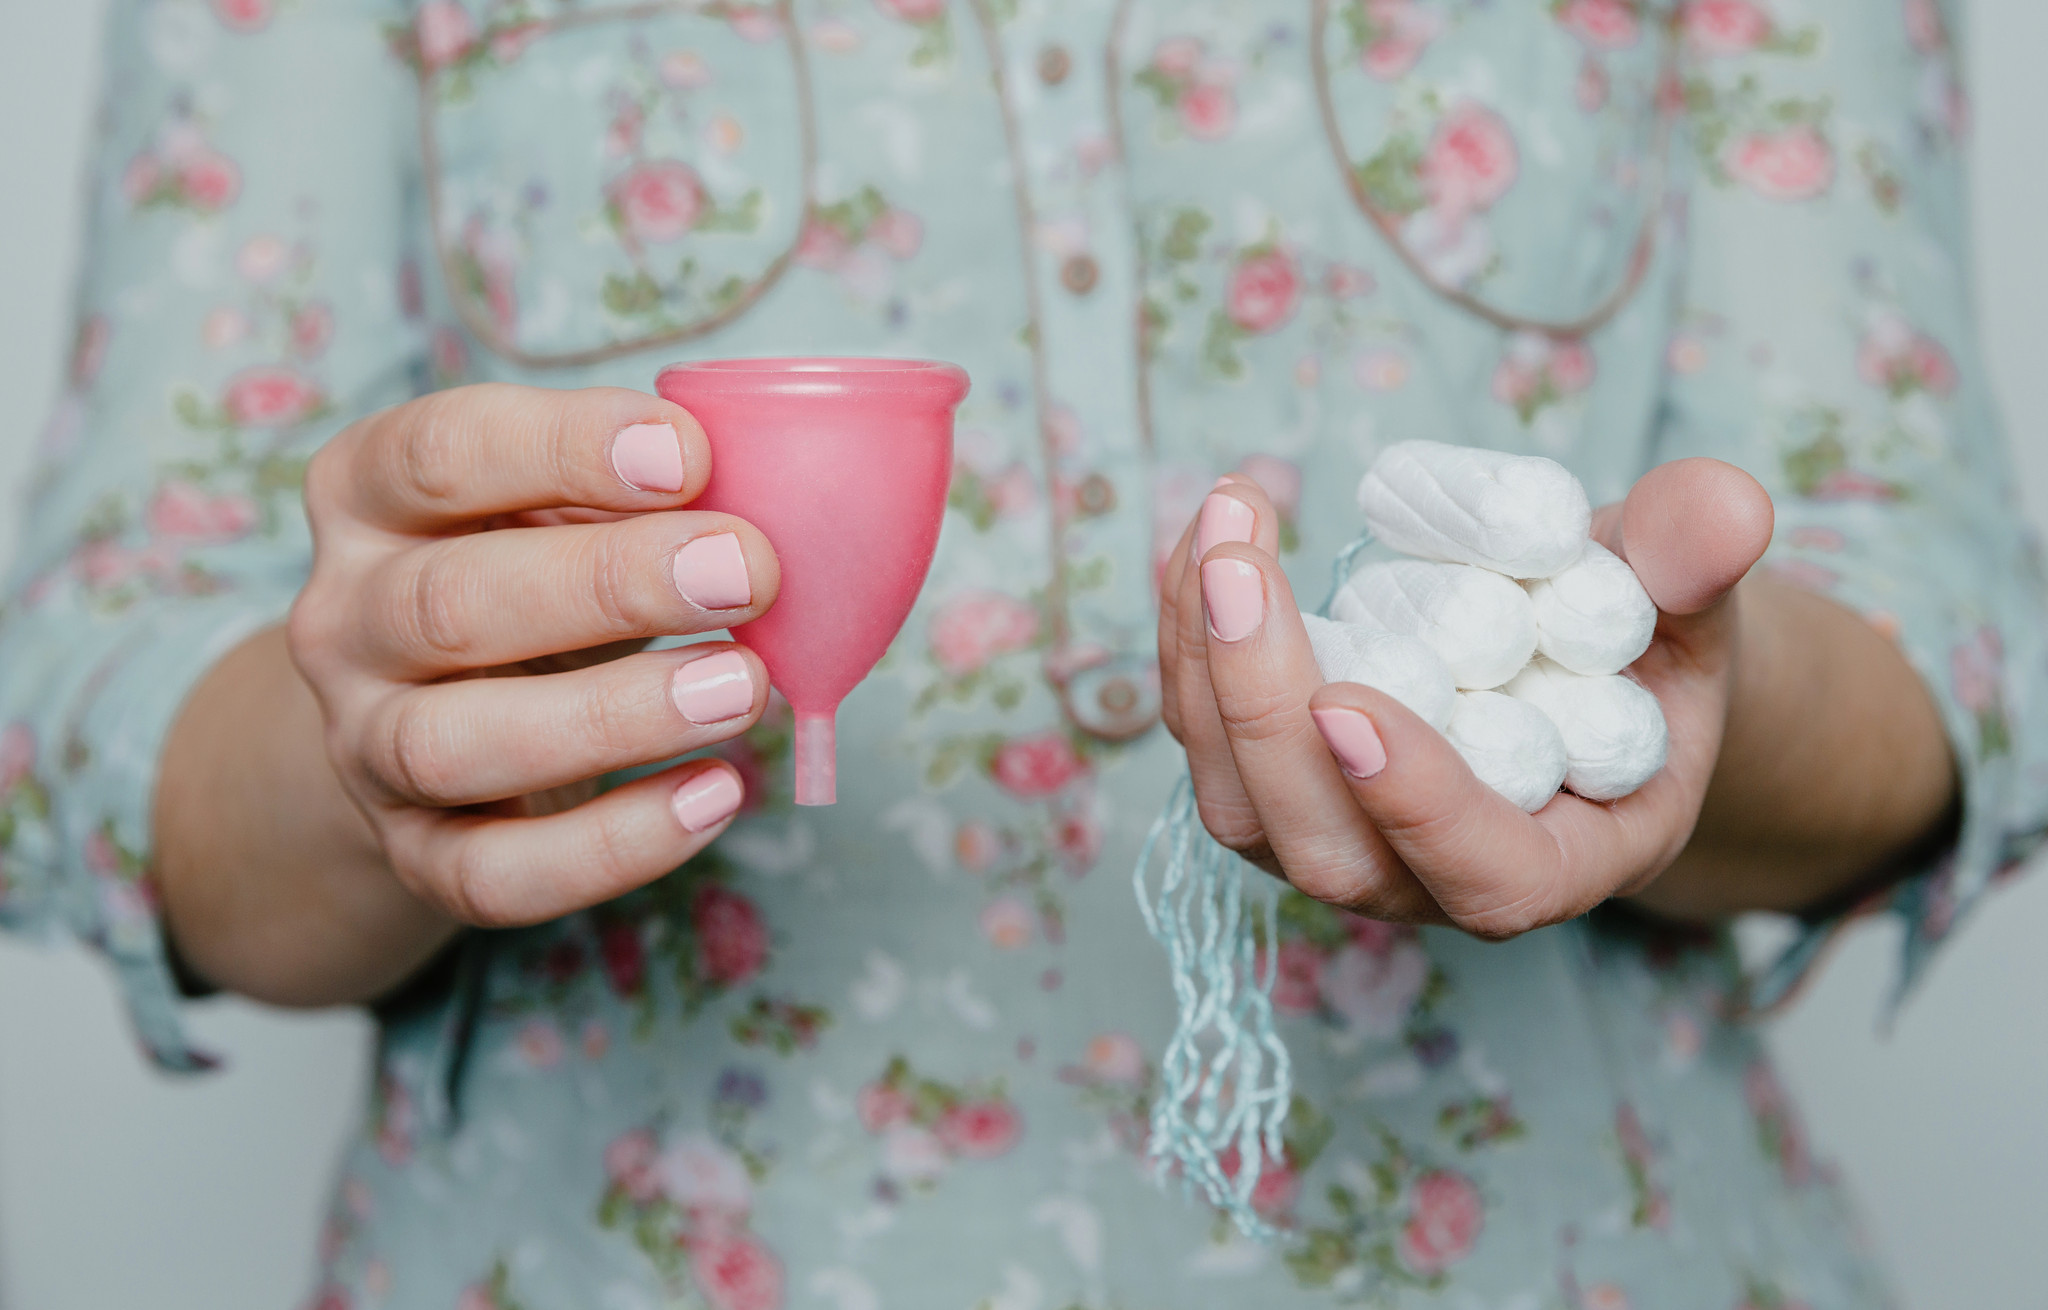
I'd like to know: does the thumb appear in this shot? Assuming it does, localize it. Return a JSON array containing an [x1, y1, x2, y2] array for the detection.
[[1611, 458, 1773, 618]]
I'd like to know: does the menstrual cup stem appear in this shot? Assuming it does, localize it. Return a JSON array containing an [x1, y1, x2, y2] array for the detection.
[[794, 713, 837, 806]]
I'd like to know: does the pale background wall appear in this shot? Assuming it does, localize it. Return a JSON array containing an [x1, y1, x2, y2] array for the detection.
[[0, 2, 2043, 1307]]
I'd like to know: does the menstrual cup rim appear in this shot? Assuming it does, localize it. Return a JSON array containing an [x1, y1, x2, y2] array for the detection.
[[657, 356, 969, 402]]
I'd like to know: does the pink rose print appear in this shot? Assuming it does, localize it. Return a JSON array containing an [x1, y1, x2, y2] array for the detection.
[[212, 0, 272, 33], [724, 5, 782, 43], [1225, 249, 1303, 335], [1742, 1061, 1813, 1186], [1217, 1143, 1302, 1219], [867, 206, 924, 260], [1577, 55, 1610, 112], [876, 0, 946, 22], [1399, 1169, 1483, 1274], [1616, 1102, 1672, 1228], [936, 1099, 1022, 1159], [1356, 0, 1443, 81], [989, 730, 1089, 799], [1178, 81, 1237, 141], [1856, 310, 1957, 398], [978, 895, 1035, 949], [598, 919, 647, 996], [1556, 0, 1640, 50], [1723, 124, 1833, 201], [70, 315, 110, 389], [1420, 102, 1519, 217], [1050, 804, 1104, 874], [224, 365, 323, 428], [235, 233, 289, 283], [1078, 1032, 1147, 1086], [1317, 933, 1431, 1038], [1952, 625, 2003, 716], [1492, 332, 1595, 423], [1904, 0, 1947, 53], [953, 819, 1003, 872], [612, 160, 709, 246], [927, 590, 1040, 676], [1235, 452, 1303, 523], [692, 884, 768, 984], [1140, 37, 1238, 141], [1682, 0, 1773, 54], [1269, 939, 1324, 1015], [0, 723, 36, 796], [688, 1231, 784, 1310], [292, 303, 334, 358], [858, 1057, 1022, 1195], [515, 1018, 565, 1068], [180, 151, 242, 211], [606, 1129, 663, 1204], [147, 481, 257, 545], [857, 1082, 915, 1133], [414, 1, 477, 71], [660, 1133, 755, 1218]]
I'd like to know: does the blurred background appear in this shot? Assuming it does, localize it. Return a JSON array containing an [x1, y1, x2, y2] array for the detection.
[[1, 2, 2045, 1307]]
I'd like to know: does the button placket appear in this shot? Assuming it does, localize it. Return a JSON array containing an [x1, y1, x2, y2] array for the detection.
[[973, 0, 1161, 740]]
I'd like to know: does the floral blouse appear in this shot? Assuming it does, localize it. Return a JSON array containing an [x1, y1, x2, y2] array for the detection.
[[4, 0, 2043, 1306]]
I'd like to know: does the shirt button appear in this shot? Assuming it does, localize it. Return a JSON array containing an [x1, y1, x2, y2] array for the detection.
[[1060, 253, 1100, 295], [1037, 44, 1072, 86]]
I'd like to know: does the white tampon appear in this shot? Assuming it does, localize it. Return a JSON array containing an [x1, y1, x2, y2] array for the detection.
[[1332, 559, 1538, 690], [1300, 613, 1457, 730], [1443, 691, 1568, 813], [1503, 657, 1668, 801], [1524, 540, 1657, 676], [1357, 440, 1591, 579]]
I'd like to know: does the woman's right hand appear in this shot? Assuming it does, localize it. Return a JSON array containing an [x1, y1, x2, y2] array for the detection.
[[158, 384, 779, 1004], [290, 382, 780, 925]]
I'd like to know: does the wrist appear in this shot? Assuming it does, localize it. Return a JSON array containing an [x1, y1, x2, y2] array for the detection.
[[156, 625, 459, 1006]]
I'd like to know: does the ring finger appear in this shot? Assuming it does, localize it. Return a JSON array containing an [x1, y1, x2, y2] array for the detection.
[[362, 643, 769, 808]]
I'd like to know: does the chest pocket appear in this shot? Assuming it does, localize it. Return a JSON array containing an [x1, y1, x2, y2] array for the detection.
[[1117, 0, 1676, 337], [1307, 0, 1676, 333], [414, 0, 815, 368]]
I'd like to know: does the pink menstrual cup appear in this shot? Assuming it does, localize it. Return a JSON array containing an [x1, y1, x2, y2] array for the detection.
[[656, 358, 969, 806]]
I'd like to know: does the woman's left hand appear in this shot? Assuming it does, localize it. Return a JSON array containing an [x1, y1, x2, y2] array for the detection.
[[1159, 457, 1774, 938]]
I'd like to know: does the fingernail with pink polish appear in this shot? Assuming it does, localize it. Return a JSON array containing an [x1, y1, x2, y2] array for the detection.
[[672, 650, 755, 725], [1312, 707, 1387, 780], [672, 768, 744, 833], [612, 422, 685, 493], [674, 533, 752, 611], [1201, 557, 1264, 642], [1193, 492, 1256, 562]]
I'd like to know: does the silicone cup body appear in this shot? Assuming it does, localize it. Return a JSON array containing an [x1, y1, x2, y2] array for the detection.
[[656, 358, 969, 805]]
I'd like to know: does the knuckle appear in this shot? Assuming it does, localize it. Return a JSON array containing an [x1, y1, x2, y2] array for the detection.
[[576, 669, 652, 760], [301, 440, 349, 524], [379, 696, 465, 807], [1195, 794, 1266, 856], [393, 393, 470, 510], [444, 842, 521, 929], [394, 551, 478, 666], [1212, 689, 1302, 745], [1449, 891, 1555, 942], [584, 529, 660, 639]]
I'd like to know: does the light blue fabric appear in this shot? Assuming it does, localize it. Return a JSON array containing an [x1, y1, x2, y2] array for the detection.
[[4, 0, 2043, 1305]]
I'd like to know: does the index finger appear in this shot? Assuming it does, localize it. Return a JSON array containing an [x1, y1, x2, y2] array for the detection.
[[330, 383, 713, 531]]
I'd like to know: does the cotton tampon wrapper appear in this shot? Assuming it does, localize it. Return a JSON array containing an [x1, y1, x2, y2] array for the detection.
[[1524, 540, 1656, 676], [1443, 691, 1569, 812], [1300, 613, 1457, 730], [1357, 439, 1592, 579], [1332, 559, 1538, 690], [1503, 657, 1668, 800]]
